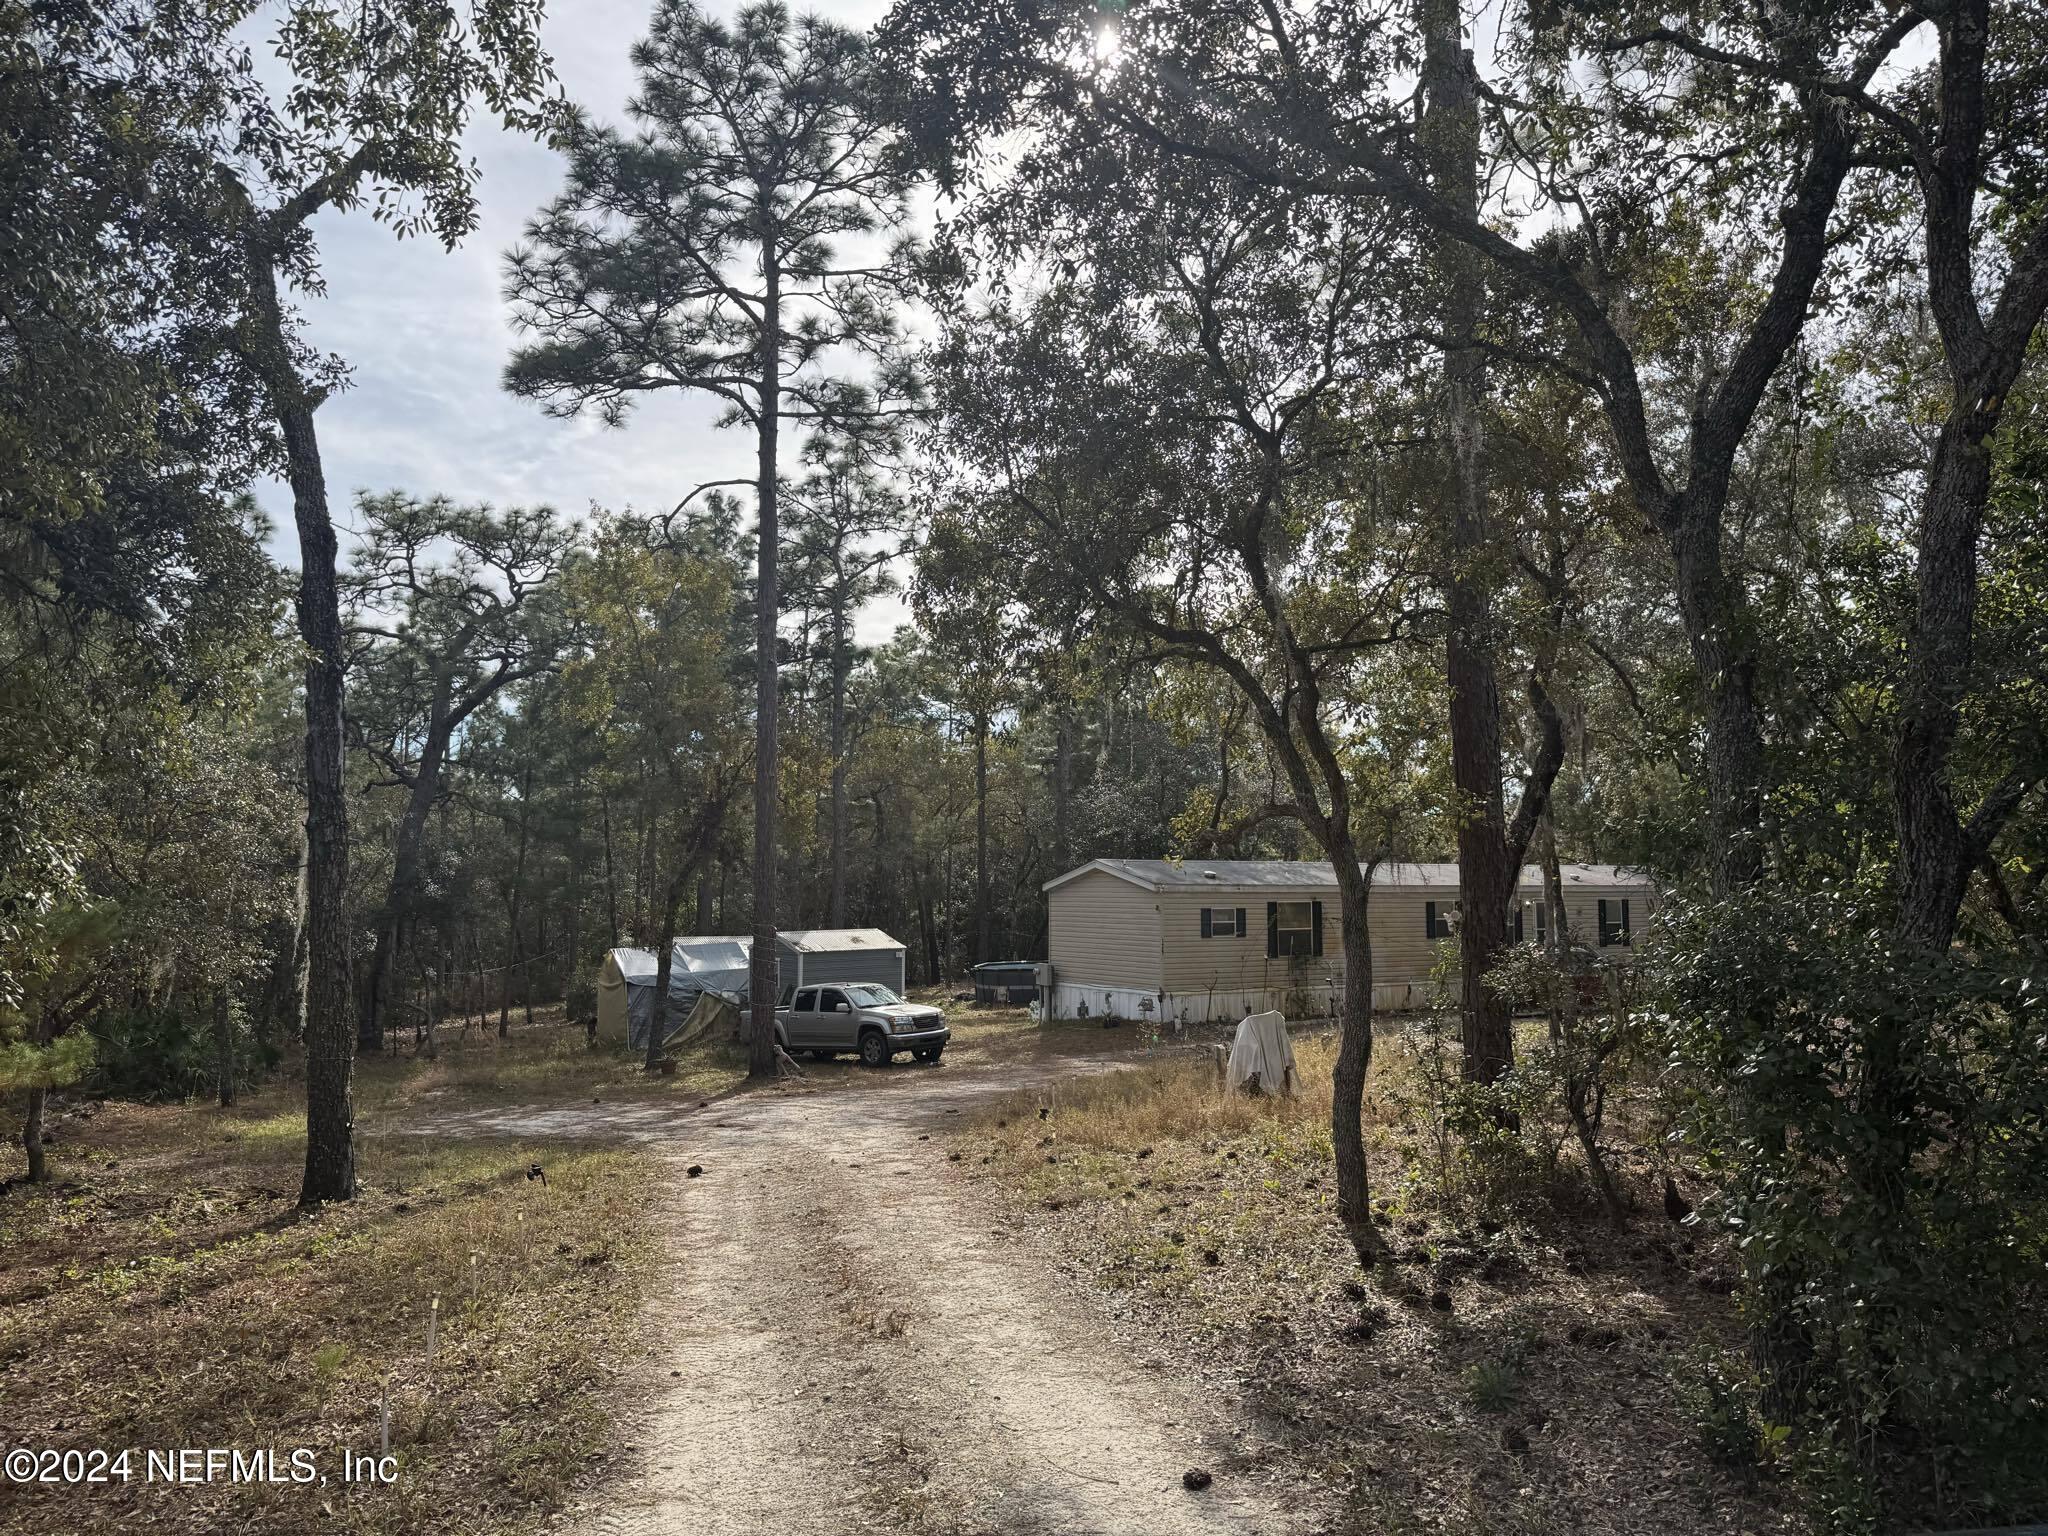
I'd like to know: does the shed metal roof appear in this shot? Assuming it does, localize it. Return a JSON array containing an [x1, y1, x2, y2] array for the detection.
[[777, 927, 903, 954], [1042, 858, 1656, 895]]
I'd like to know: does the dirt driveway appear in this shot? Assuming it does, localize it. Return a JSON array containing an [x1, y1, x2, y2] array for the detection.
[[416, 1054, 1310, 1535]]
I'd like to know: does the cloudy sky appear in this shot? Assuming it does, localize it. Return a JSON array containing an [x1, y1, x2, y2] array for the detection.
[[263, 0, 903, 627]]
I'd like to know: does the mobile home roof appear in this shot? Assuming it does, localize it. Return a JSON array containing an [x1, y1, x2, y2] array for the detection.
[[1041, 858, 1656, 895]]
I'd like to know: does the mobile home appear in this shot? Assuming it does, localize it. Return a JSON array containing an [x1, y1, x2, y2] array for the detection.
[[1041, 859, 1657, 1024]]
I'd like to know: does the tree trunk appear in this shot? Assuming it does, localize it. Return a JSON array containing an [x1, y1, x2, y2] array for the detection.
[[1329, 847, 1389, 1264], [645, 870, 692, 1072], [260, 827, 311, 1045], [1889, 5, 2048, 952], [632, 783, 648, 939], [422, 956, 440, 1062], [827, 592, 851, 928], [215, 988, 234, 1108], [1418, 0, 1517, 1087], [1668, 503, 1770, 896], [1052, 700, 1072, 875], [501, 762, 533, 1039], [916, 863, 940, 986], [974, 708, 992, 967], [22, 1083, 47, 1184], [601, 791, 620, 947], [1893, 396, 2004, 951], [468, 925, 485, 1033], [748, 238, 783, 1077], [1861, 364, 2029, 1228], [498, 926, 518, 1038], [1541, 816, 1623, 1222], [364, 667, 457, 1052], [248, 246, 355, 1207]]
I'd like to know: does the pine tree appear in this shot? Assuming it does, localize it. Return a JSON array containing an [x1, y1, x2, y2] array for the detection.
[[505, 1, 919, 1076]]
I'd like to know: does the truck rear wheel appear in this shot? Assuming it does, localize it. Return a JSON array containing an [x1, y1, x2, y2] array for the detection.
[[858, 1030, 889, 1067]]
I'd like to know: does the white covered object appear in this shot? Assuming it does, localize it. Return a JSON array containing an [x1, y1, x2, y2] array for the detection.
[[1226, 1010, 1299, 1097]]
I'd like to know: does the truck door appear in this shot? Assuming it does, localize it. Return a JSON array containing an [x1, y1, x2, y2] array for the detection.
[[817, 988, 854, 1048], [785, 987, 817, 1048]]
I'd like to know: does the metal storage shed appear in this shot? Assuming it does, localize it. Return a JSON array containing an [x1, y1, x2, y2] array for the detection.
[[774, 928, 906, 1000]]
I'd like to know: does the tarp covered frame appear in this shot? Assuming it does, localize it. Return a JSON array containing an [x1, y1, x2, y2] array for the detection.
[[595, 937, 752, 1052]]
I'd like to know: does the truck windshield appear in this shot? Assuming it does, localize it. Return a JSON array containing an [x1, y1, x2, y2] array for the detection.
[[842, 984, 902, 1007]]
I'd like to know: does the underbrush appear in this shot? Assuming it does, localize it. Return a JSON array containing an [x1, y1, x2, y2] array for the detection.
[[0, 1059, 662, 1535], [959, 1029, 1793, 1536]]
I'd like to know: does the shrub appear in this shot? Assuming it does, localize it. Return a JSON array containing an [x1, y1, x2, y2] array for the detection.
[[1462, 1355, 1520, 1413], [87, 1003, 237, 1100], [1679, 1344, 1780, 1469], [1387, 946, 1645, 1220], [1656, 883, 2048, 1529], [564, 974, 597, 1022]]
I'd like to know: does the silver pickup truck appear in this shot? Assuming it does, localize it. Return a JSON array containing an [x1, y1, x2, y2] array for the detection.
[[774, 982, 949, 1067]]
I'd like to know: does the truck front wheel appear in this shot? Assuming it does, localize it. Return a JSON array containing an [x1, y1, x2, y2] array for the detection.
[[858, 1030, 890, 1068]]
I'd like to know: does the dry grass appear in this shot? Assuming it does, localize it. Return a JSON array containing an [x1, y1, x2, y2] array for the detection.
[[752, 988, 1155, 1097], [356, 1005, 751, 1120], [0, 1030, 670, 1536], [958, 1029, 1802, 1536], [905, 988, 1166, 1068]]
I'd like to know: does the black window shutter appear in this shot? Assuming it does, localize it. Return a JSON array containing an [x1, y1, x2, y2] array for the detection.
[[1622, 899, 1632, 941], [1426, 900, 1437, 939], [1266, 902, 1279, 958], [1536, 903, 1547, 942], [1311, 900, 1324, 955], [1200, 907, 1212, 939], [1236, 908, 1246, 939], [1513, 906, 1524, 943], [1598, 898, 1609, 945]]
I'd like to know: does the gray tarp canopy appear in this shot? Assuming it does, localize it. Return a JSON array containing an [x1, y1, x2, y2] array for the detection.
[[598, 937, 753, 1051]]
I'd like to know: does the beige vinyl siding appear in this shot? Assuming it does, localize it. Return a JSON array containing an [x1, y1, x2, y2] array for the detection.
[[1375, 881, 1654, 985], [1516, 882, 1652, 951], [1155, 881, 1656, 996], [1155, 884, 1637, 996], [1047, 869, 1162, 989], [1050, 866, 1658, 1014], [1158, 889, 1341, 998], [1365, 889, 1443, 990]]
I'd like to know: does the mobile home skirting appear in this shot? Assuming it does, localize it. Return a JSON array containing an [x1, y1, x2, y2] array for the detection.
[[1045, 978, 1430, 1025]]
